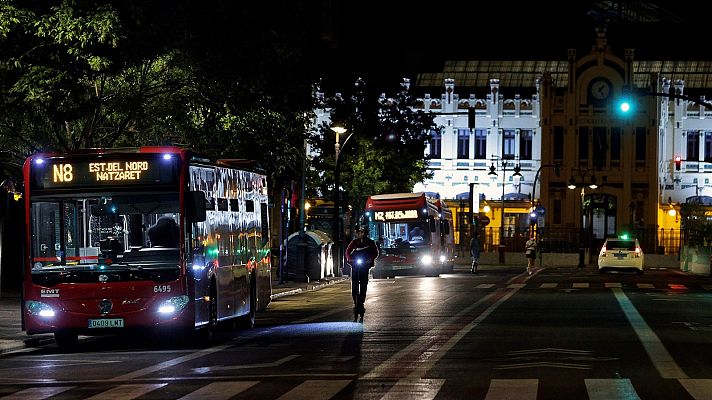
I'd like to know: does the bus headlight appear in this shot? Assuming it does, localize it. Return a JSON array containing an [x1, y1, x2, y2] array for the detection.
[[157, 295, 189, 314], [421, 255, 433, 265], [26, 301, 55, 318]]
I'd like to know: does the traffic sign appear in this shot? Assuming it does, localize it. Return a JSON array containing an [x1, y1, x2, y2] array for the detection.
[[479, 215, 490, 226]]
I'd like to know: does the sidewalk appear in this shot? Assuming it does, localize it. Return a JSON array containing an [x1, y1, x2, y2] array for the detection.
[[0, 275, 349, 355]]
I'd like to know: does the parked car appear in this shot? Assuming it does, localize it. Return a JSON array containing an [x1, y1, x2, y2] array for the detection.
[[598, 237, 644, 274]]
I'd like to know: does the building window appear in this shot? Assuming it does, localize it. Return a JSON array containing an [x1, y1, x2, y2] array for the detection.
[[704, 132, 712, 161], [635, 127, 646, 162], [687, 130, 700, 161], [553, 126, 564, 160], [457, 128, 470, 159], [610, 128, 621, 161], [503, 129, 515, 159], [593, 127, 606, 168], [429, 129, 441, 158], [520, 129, 533, 160], [578, 127, 589, 162], [474, 129, 487, 159]]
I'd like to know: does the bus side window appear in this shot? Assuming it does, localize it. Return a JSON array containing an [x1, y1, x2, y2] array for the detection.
[[187, 191, 207, 222], [429, 218, 436, 232]]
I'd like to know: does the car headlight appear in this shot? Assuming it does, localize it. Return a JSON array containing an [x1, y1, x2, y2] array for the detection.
[[157, 295, 190, 314], [26, 300, 55, 318], [439, 255, 447, 263], [421, 255, 433, 265]]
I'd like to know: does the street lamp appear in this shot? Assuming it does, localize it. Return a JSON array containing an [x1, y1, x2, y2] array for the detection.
[[567, 168, 599, 268], [487, 159, 522, 263], [331, 125, 354, 277]]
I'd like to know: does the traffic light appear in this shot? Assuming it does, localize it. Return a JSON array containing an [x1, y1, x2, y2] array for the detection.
[[675, 156, 681, 171], [468, 107, 476, 130], [616, 86, 634, 116]]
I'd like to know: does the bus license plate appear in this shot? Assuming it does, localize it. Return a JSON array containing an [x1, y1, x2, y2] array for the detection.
[[88, 318, 124, 328]]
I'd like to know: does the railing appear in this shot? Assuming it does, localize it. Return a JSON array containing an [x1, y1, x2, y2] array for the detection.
[[458, 226, 682, 256]]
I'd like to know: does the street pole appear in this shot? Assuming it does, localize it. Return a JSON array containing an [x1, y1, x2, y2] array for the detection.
[[499, 162, 506, 263], [330, 125, 351, 277]]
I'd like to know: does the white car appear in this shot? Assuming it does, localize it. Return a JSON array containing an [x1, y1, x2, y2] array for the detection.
[[598, 237, 644, 274]]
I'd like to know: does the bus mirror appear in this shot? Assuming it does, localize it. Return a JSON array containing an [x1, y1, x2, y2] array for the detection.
[[429, 218, 436, 232], [187, 191, 207, 222]]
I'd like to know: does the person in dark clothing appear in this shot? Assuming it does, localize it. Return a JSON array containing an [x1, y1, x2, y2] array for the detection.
[[469, 235, 481, 274], [344, 225, 380, 322], [148, 216, 180, 248]]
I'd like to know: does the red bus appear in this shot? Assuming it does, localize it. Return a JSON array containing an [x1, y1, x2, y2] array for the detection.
[[22, 147, 272, 347], [364, 192, 455, 278]]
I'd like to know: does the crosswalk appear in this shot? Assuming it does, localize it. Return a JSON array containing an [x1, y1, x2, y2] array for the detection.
[[1, 378, 711, 399], [474, 282, 712, 291]]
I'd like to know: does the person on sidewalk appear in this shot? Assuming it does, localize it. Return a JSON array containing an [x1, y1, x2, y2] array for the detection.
[[345, 225, 379, 322], [525, 234, 537, 275], [469, 234, 481, 274]]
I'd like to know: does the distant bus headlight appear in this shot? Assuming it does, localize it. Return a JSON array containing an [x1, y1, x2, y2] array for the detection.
[[421, 255, 433, 265], [157, 295, 189, 314], [26, 301, 55, 318]]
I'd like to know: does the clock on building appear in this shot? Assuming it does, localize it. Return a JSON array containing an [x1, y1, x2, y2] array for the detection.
[[589, 78, 612, 101]]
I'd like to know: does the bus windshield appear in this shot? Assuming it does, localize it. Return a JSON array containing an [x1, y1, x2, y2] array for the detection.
[[30, 193, 180, 273], [370, 221, 430, 249]]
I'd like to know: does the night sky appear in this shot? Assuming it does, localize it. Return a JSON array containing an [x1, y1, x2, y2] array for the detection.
[[317, 1, 707, 92]]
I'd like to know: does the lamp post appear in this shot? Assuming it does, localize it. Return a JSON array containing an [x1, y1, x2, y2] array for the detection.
[[567, 168, 598, 268], [487, 159, 521, 263], [331, 125, 354, 277]]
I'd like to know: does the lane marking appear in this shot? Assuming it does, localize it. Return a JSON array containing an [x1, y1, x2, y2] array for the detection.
[[678, 378, 712, 400], [275, 379, 350, 400], [539, 283, 557, 289], [0, 386, 74, 400], [605, 282, 622, 288], [381, 378, 444, 400], [507, 284, 526, 289], [178, 381, 258, 400], [476, 284, 496, 289], [84, 383, 166, 400], [109, 345, 232, 381], [484, 379, 538, 400], [572, 283, 589, 289], [636, 283, 655, 289], [612, 288, 688, 379], [207, 355, 300, 371], [585, 379, 641, 400]]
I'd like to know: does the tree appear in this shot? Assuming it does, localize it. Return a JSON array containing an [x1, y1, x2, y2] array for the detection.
[[309, 78, 435, 222]]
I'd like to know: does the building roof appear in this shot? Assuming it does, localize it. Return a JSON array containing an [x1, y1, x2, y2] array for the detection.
[[416, 60, 712, 90]]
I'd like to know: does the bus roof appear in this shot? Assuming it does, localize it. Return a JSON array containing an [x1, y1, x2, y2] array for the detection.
[[366, 192, 443, 212]]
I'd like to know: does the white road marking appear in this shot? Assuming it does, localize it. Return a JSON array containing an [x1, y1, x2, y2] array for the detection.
[[84, 383, 166, 400], [178, 381, 258, 400], [539, 283, 558, 288], [612, 288, 688, 379], [507, 283, 526, 289], [109, 345, 232, 381], [476, 283, 496, 289], [275, 379, 350, 400], [678, 378, 712, 400], [484, 379, 538, 400], [636, 283, 655, 289], [605, 282, 622, 288], [585, 379, 640, 400], [572, 283, 589, 289], [363, 287, 519, 380], [0, 386, 74, 399], [381, 378, 444, 400], [207, 355, 300, 371]]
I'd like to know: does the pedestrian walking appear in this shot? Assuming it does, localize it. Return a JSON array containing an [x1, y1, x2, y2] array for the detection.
[[469, 235, 481, 274], [525, 234, 537, 275], [344, 225, 380, 322]]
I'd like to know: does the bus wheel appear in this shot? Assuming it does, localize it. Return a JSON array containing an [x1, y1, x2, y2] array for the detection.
[[237, 278, 256, 329], [54, 331, 78, 348]]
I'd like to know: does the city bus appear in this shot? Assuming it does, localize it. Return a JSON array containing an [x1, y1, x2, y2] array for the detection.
[[22, 146, 272, 347], [363, 192, 455, 278]]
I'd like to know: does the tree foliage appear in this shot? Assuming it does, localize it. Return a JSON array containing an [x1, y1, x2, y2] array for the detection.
[[309, 78, 435, 220]]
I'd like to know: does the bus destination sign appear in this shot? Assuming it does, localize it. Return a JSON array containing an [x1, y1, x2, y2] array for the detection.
[[373, 209, 418, 221], [32, 158, 180, 190]]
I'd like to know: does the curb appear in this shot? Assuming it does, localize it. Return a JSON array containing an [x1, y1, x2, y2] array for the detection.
[[270, 277, 349, 300]]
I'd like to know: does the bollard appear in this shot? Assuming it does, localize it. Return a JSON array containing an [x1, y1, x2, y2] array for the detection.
[[498, 245, 506, 264], [578, 248, 585, 268]]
